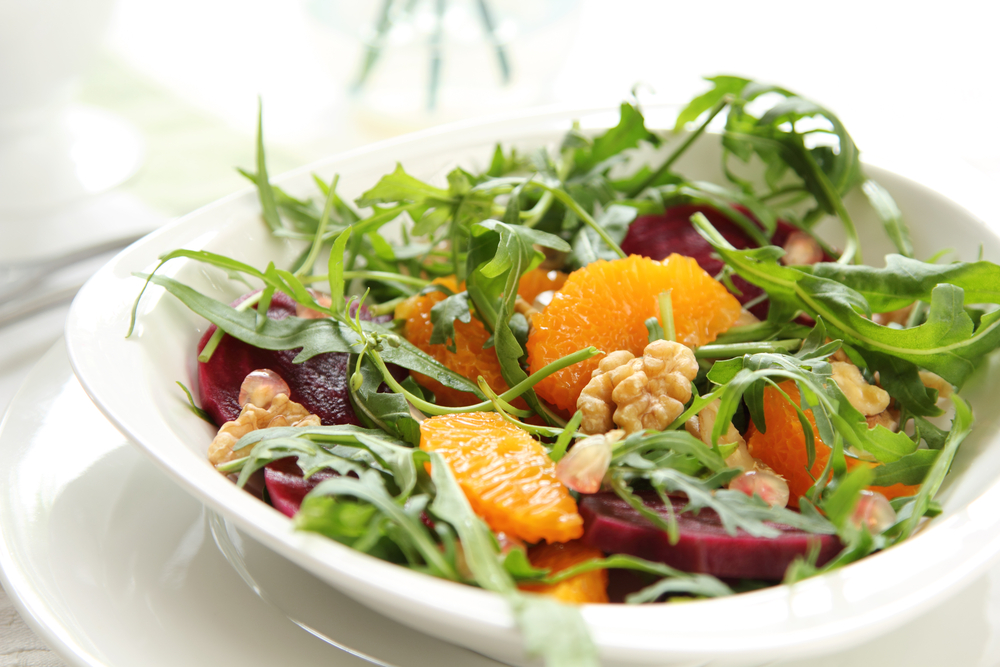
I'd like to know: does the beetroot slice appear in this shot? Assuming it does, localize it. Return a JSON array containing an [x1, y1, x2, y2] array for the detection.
[[197, 291, 376, 427], [580, 492, 842, 581], [264, 457, 337, 517], [620, 205, 802, 319]]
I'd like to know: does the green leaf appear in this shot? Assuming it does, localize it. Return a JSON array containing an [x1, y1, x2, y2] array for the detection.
[[328, 228, 352, 316], [574, 101, 658, 174], [899, 395, 974, 540], [175, 381, 213, 423], [311, 470, 457, 578], [514, 596, 599, 667], [429, 291, 471, 352], [674, 75, 748, 131], [869, 449, 939, 486], [823, 466, 875, 530], [567, 204, 636, 269], [862, 180, 913, 257], [427, 451, 512, 593], [145, 273, 484, 396], [254, 100, 281, 233], [355, 163, 451, 207], [809, 254, 1000, 313], [348, 355, 422, 446], [692, 214, 1000, 390], [475, 219, 569, 279]]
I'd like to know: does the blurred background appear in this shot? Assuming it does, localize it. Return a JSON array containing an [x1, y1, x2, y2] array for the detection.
[[0, 0, 998, 663]]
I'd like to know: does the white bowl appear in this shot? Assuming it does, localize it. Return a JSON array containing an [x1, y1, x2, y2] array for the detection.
[[66, 105, 1000, 667]]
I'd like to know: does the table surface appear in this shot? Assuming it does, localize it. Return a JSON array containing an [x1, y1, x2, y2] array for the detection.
[[1, 1, 998, 664]]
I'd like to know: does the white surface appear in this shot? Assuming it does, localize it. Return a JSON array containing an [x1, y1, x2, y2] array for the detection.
[[0, 342, 503, 667], [64, 106, 1000, 666]]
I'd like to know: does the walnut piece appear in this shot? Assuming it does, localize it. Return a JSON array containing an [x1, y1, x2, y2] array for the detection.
[[831, 361, 890, 416], [577, 341, 697, 435], [781, 231, 824, 266], [684, 399, 754, 470], [919, 370, 954, 399], [872, 304, 914, 327], [208, 393, 320, 467]]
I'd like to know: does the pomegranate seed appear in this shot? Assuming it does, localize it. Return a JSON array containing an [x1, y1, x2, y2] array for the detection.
[[238, 368, 291, 408], [851, 490, 896, 534], [729, 468, 790, 508], [555, 432, 621, 494]]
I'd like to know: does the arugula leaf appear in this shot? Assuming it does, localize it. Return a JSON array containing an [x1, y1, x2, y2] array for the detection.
[[144, 273, 484, 397], [311, 470, 457, 578], [567, 204, 636, 269], [254, 100, 281, 233], [692, 214, 1000, 390], [808, 255, 1000, 313], [673, 75, 749, 131], [355, 163, 452, 207], [427, 451, 601, 667], [348, 354, 422, 445], [174, 381, 213, 424], [898, 395, 974, 540], [572, 101, 659, 175], [862, 180, 913, 257], [429, 291, 472, 352], [869, 449, 939, 486]]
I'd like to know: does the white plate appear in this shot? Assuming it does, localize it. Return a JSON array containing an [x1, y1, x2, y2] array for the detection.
[[0, 341, 504, 667], [3, 342, 1000, 667], [65, 106, 1000, 666]]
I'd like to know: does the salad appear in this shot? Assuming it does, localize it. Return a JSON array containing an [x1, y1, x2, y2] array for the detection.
[[131, 76, 1000, 667]]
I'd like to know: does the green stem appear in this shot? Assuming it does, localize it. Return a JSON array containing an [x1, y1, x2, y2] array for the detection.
[[630, 96, 730, 196], [694, 339, 801, 359], [301, 271, 431, 289], [295, 174, 339, 278], [198, 292, 263, 362], [369, 345, 599, 417], [540, 185, 626, 259], [658, 291, 675, 342]]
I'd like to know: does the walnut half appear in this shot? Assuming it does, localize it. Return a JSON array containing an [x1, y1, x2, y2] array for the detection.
[[208, 393, 320, 467], [577, 340, 698, 435]]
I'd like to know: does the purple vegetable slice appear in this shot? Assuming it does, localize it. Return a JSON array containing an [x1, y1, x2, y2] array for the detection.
[[580, 492, 842, 581], [264, 457, 337, 517], [197, 291, 370, 427]]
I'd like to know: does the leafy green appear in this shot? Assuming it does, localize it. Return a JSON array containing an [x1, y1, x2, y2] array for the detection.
[[693, 214, 1000, 391]]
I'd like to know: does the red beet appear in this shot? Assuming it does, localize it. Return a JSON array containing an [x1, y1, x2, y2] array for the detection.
[[620, 205, 802, 319], [197, 291, 373, 427], [580, 492, 842, 581], [263, 457, 337, 517]]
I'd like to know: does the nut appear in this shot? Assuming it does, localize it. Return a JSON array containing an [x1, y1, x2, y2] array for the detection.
[[781, 231, 824, 266], [866, 407, 900, 432], [578, 350, 635, 434], [919, 370, 953, 400], [684, 399, 755, 470], [831, 361, 890, 416], [208, 393, 320, 467], [872, 304, 913, 327], [578, 341, 697, 435]]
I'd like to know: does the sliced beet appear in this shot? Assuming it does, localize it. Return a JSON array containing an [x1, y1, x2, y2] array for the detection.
[[620, 205, 804, 319], [580, 492, 842, 581], [263, 457, 338, 517], [197, 291, 376, 427]]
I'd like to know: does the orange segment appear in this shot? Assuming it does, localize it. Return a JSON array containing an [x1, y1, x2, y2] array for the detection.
[[518, 268, 568, 303], [395, 278, 512, 407], [526, 254, 741, 412], [519, 541, 608, 604], [420, 412, 583, 544], [746, 381, 919, 508]]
